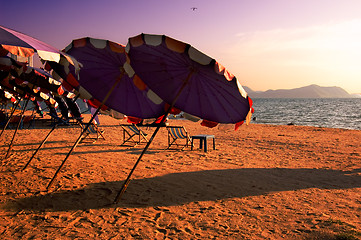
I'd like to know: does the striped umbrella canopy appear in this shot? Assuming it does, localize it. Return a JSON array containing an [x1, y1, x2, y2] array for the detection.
[[125, 33, 253, 129], [0, 87, 17, 104], [0, 56, 66, 98], [1, 25, 70, 63], [45, 54, 86, 98], [60, 37, 166, 119], [3, 76, 56, 105], [12, 65, 66, 97]]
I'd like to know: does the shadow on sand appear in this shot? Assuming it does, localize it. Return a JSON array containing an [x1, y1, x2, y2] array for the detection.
[[3, 168, 361, 212]]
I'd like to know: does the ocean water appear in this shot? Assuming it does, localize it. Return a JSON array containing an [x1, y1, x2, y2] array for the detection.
[[13, 98, 360, 130], [251, 98, 361, 130]]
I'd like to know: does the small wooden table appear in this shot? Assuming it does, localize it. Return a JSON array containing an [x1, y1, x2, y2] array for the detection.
[[191, 135, 215, 152]]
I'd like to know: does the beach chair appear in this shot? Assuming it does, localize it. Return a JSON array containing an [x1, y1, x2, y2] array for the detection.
[[6, 114, 34, 129], [7, 115, 21, 129], [21, 114, 35, 129], [166, 126, 192, 150], [78, 121, 105, 144], [120, 124, 148, 146]]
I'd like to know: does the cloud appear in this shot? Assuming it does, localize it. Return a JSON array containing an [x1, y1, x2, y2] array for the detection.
[[233, 19, 361, 68], [224, 19, 361, 92]]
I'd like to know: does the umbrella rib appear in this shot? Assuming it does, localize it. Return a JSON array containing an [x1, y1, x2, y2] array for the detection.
[[194, 71, 234, 122], [203, 76, 247, 122]]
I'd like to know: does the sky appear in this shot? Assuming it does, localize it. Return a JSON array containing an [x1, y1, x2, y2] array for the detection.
[[1, 0, 361, 93]]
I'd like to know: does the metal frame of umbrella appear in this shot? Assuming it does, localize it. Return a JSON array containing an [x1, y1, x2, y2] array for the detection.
[[22, 94, 82, 171], [0, 61, 65, 159], [0, 72, 38, 156], [1, 25, 80, 160], [0, 82, 52, 159], [3, 98, 30, 159], [22, 52, 85, 171], [0, 79, 47, 137], [20, 47, 101, 179], [39, 37, 166, 190], [45, 70, 123, 190], [0, 95, 21, 138], [113, 71, 193, 203]]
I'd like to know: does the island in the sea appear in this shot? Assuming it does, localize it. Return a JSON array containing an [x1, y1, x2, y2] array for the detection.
[[244, 84, 360, 98]]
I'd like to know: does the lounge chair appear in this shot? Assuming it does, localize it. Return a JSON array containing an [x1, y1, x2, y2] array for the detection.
[[21, 114, 35, 129], [7, 114, 35, 129], [166, 126, 192, 150], [7, 115, 22, 129], [78, 121, 105, 144], [120, 124, 148, 146]]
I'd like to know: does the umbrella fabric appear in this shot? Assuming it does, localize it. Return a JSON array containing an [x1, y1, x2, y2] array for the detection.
[[125, 34, 253, 128], [8, 78, 56, 104], [45, 54, 87, 98], [0, 68, 56, 105], [0, 71, 21, 100], [0, 25, 62, 62], [62, 37, 165, 119], [0, 87, 17, 104], [12, 65, 65, 96], [0, 56, 65, 98]]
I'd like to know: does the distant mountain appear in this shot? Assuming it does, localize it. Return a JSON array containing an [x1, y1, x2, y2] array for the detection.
[[245, 84, 355, 98]]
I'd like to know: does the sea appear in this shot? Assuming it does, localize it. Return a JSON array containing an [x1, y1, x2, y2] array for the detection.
[[251, 98, 361, 130], [13, 98, 360, 130]]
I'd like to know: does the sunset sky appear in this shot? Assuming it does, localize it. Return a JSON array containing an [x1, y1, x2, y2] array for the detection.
[[2, 0, 361, 93]]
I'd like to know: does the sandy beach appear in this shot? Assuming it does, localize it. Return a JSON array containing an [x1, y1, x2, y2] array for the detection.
[[0, 114, 360, 239]]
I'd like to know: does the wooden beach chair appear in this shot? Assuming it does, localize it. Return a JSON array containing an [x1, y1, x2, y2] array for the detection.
[[7, 114, 34, 129], [120, 124, 148, 146], [166, 126, 192, 150], [8, 115, 22, 129], [21, 114, 35, 129], [78, 121, 105, 144]]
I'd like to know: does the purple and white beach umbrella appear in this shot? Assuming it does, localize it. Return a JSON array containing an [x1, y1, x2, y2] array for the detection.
[[63, 37, 166, 119], [0, 25, 63, 62], [113, 33, 254, 203], [125, 33, 253, 128]]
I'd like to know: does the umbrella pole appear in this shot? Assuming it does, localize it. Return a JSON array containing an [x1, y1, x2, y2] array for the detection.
[[46, 75, 122, 190], [113, 72, 193, 203], [0, 100, 21, 138], [23, 93, 79, 170], [22, 123, 58, 170], [4, 98, 30, 159]]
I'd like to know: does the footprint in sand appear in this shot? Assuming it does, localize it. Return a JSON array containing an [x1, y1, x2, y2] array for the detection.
[[156, 227, 167, 235], [184, 227, 194, 234], [154, 212, 162, 221]]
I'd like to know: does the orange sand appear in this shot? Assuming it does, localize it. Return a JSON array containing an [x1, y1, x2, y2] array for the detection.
[[0, 114, 360, 239]]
